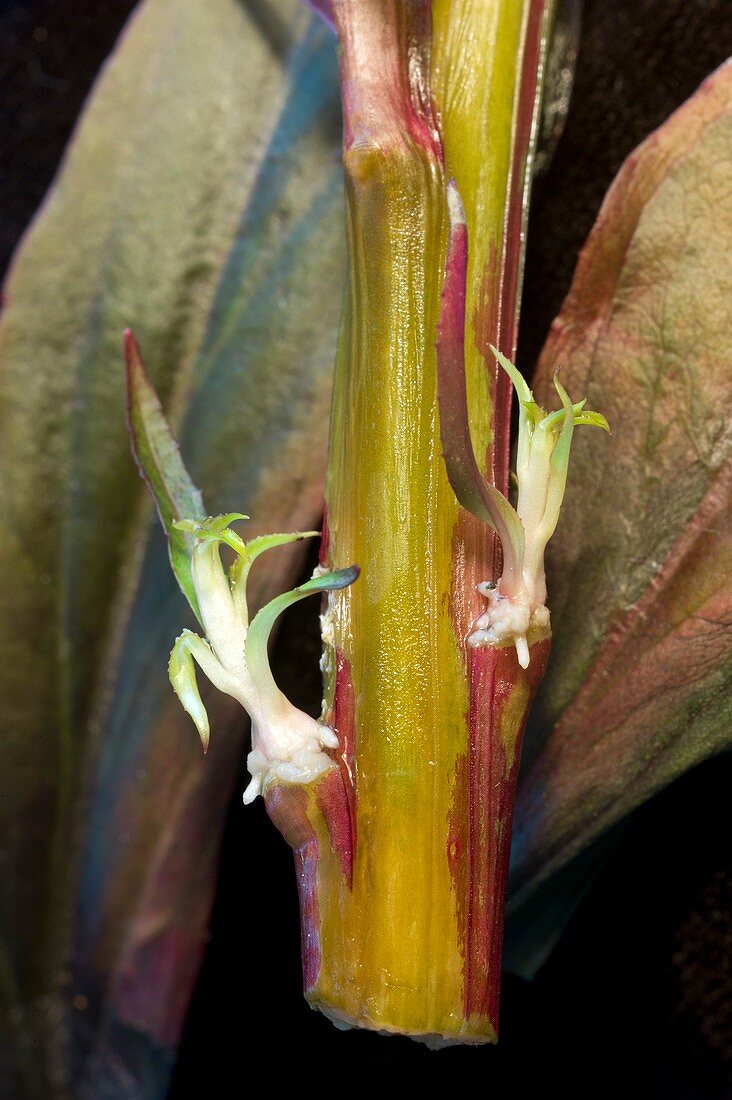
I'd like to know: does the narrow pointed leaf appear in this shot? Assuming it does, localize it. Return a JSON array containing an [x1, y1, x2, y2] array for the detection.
[[249, 563, 360, 649], [436, 183, 526, 590], [490, 343, 534, 406], [126, 330, 205, 623], [246, 566, 359, 692]]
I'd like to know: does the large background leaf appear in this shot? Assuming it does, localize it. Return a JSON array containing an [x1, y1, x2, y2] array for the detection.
[[510, 61, 732, 901], [0, 1, 343, 1095]]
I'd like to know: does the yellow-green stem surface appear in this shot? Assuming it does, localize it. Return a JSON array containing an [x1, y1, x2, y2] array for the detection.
[[313, 0, 550, 1041]]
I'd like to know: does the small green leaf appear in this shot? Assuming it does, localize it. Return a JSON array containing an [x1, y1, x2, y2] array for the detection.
[[523, 399, 548, 429], [545, 372, 576, 514], [125, 330, 205, 624], [245, 567, 359, 700], [298, 565, 360, 595], [229, 531, 320, 626], [241, 531, 321, 560], [573, 410, 610, 431], [174, 514, 250, 559], [200, 513, 249, 534], [541, 398, 583, 433], [489, 343, 534, 407], [168, 631, 211, 752]]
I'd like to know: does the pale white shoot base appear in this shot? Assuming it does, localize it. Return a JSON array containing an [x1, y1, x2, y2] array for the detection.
[[468, 582, 550, 669], [243, 712, 339, 804], [167, 516, 357, 803]]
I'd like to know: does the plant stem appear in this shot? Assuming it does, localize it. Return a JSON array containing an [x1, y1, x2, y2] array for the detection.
[[266, 0, 555, 1043]]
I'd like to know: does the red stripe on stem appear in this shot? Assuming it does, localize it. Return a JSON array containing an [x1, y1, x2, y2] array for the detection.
[[449, 638, 549, 1023]]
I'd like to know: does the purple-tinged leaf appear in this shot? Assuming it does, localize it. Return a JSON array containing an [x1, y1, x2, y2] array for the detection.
[[511, 60, 732, 902], [436, 181, 525, 594], [0, 0, 343, 1094]]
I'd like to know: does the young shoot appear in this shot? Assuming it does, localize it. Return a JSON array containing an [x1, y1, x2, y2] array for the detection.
[[170, 515, 358, 803], [437, 181, 608, 668], [124, 330, 358, 802], [469, 347, 608, 667]]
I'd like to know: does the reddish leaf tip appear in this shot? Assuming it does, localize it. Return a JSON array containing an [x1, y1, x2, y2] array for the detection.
[[123, 326, 139, 360], [123, 328, 148, 398]]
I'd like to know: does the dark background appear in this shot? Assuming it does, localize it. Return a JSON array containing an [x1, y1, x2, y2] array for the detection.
[[1, 1, 730, 1096]]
